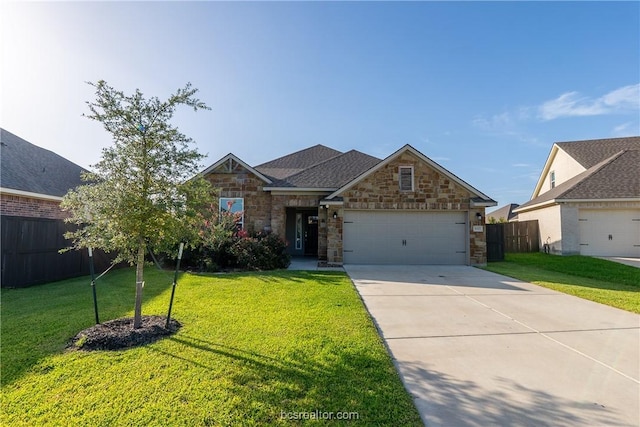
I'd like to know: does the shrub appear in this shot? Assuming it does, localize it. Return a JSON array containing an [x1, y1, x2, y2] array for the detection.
[[232, 233, 290, 270], [189, 208, 290, 272]]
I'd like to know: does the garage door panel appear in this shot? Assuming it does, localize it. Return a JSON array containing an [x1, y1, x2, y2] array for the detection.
[[343, 211, 467, 265], [579, 210, 640, 257]]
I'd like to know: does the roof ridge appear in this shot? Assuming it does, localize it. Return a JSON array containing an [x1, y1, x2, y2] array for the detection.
[[274, 149, 378, 183], [254, 144, 342, 168]]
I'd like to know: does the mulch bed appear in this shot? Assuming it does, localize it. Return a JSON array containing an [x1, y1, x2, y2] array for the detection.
[[68, 315, 181, 351]]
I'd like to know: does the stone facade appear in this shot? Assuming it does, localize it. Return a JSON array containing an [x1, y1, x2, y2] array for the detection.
[[0, 193, 67, 220], [326, 152, 487, 265], [204, 150, 490, 265], [205, 162, 272, 235]]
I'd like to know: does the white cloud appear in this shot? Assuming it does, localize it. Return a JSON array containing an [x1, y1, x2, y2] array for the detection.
[[612, 121, 639, 137], [511, 163, 530, 168], [538, 83, 639, 121]]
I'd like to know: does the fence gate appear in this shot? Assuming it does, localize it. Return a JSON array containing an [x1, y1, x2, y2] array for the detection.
[[486, 220, 539, 262]]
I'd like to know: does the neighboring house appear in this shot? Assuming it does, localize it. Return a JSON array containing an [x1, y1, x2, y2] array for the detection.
[[0, 128, 104, 287], [486, 203, 519, 223], [203, 144, 496, 265], [514, 136, 640, 257]]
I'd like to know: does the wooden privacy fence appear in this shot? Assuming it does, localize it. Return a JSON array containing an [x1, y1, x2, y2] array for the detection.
[[1, 216, 114, 288], [486, 220, 540, 262]]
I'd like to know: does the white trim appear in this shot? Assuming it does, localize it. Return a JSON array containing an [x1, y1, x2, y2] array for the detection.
[[320, 200, 344, 207], [0, 187, 63, 202], [559, 198, 640, 203], [470, 199, 498, 208], [327, 144, 494, 201], [514, 197, 640, 214], [399, 165, 414, 192], [532, 144, 559, 199], [200, 154, 273, 184]]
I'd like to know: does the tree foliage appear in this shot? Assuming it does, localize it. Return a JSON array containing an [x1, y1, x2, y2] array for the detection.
[[61, 80, 212, 328]]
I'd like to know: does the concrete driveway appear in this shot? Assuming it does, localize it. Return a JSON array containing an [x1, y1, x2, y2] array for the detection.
[[344, 265, 640, 427]]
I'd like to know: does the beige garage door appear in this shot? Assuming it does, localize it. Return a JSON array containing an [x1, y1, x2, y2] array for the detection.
[[343, 210, 468, 264], [578, 209, 640, 257]]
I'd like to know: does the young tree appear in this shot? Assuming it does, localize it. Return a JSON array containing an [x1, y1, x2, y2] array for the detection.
[[62, 80, 212, 328]]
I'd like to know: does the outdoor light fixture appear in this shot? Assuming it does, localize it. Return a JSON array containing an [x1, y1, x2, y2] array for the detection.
[[476, 213, 482, 222], [333, 211, 338, 219]]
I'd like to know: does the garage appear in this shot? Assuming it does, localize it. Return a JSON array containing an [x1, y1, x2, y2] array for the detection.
[[579, 209, 640, 257], [343, 210, 468, 264]]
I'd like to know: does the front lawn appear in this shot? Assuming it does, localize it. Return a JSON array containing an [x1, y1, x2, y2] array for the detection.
[[1, 268, 422, 426], [483, 253, 640, 313]]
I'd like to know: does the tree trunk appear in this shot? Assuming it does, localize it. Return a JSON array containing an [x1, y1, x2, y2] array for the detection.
[[133, 241, 145, 329]]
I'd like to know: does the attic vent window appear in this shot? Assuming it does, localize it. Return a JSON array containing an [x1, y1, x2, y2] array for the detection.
[[550, 170, 556, 189], [399, 166, 414, 191]]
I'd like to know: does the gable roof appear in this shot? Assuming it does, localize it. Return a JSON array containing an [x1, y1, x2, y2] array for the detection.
[[326, 144, 496, 206], [487, 203, 520, 222], [532, 136, 640, 198], [515, 149, 640, 212], [265, 150, 381, 190], [200, 153, 273, 184], [0, 128, 86, 198], [556, 136, 640, 168], [255, 144, 343, 180]]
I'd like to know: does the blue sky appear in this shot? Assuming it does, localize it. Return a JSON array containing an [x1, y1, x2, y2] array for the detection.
[[2, 1, 638, 207]]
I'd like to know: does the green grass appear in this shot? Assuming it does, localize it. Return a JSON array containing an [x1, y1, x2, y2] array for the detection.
[[483, 253, 640, 313], [1, 268, 422, 426]]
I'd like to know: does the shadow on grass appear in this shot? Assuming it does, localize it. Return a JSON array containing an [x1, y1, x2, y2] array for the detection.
[[149, 333, 421, 425], [399, 362, 623, 426], [486, 262, 640, 293], [1, 267, 173, 386], [191, 270, 347, 286]]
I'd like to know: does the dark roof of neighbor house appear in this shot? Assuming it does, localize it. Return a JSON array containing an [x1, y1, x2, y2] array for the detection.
[[556, 136, 640, 168], [516, 148, 640, 211], [487, 203, 519, 222], [0, 128, 86, 197]]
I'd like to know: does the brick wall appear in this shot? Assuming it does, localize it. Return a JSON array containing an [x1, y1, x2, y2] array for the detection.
[[0, 194, 67, 220]]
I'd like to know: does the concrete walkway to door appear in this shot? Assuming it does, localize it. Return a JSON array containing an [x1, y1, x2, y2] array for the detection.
[[344, 265, 640, 427]]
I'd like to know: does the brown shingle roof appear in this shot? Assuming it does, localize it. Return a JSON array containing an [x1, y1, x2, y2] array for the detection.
[[516, 149, 640, 211], [278, 150, 381, 188], [255, 144, 343, 180], [556, 136, 640, 168]]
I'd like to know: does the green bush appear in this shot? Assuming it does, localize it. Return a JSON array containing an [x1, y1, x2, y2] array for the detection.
[[189, 209, 290, 272]]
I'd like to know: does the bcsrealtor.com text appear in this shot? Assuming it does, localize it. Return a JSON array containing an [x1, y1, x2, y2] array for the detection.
[[280, 410, 360, 421]]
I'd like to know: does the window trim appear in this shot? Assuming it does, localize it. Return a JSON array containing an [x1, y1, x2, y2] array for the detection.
[[399, 166, 414, 192], [550, 170, 556, 189]]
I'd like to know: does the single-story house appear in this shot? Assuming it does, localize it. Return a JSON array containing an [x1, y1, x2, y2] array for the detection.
[[0, 128, 109, 287], [486, 203, 519, 223], [514, 136, 640, 257], [202, 144, 496, 265]]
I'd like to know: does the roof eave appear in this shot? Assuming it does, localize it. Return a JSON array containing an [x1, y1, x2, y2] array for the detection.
[[200, 154, 273, 184], [327, 144, 494, 201], [0, 187, 64, 202]]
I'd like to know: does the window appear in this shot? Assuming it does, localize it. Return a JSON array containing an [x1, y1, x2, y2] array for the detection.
[[399, 166, 414, 191], [219, 197, 244, 229], [295, 213, 303, 250], [550, 171, 556, 189]]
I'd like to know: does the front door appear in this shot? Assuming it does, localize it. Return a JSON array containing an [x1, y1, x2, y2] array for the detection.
[[304, 214, 318, 256]]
